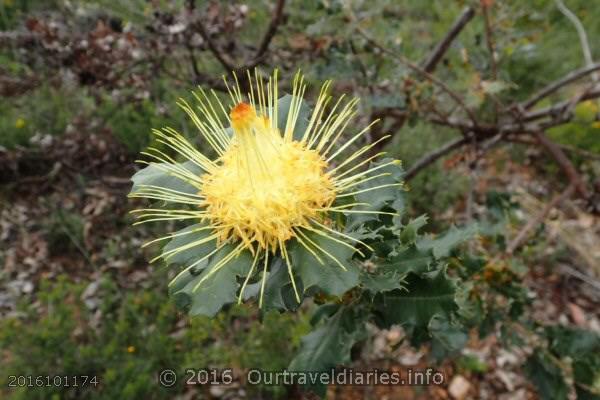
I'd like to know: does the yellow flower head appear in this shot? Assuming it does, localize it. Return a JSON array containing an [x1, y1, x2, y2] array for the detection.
[[130, 70, 401, 308], [202, 101, 336, 252]]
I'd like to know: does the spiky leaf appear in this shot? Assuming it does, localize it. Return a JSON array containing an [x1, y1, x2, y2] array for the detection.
[[171, 245, 253, 317], [375, 268, 458, 345], [289, 231, 359, 296], [130, 160, 202, 194]]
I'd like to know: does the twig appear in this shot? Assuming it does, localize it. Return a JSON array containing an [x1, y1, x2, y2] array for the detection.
[[404, 137, 468, 181], [555, 0, 598, 81], [191, 19, 236, 72], [560, 264, 600, 293], [481, 2, 497, 81], [248, 0, 286, 67], [533, 130, 590, 199], [506, 184, 575, 254], [420, 6, 475, 73], [521, 62, 600, 109], [357, 29, 479, 126], [190, 0, 286, 73], [521, 86, 600, 121]]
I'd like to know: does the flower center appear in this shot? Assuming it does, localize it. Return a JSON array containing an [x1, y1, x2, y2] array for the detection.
[[200, 103, 336, 252]]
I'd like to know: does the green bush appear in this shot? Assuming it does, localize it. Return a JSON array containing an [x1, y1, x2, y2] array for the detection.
[[0, 275, 309, 399]]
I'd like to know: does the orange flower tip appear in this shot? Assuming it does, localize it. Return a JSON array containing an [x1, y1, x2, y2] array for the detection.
[[230, 102, 256, 131]]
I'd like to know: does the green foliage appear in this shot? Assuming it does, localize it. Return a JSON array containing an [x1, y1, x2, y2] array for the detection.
[[0, 275, 309, 399]]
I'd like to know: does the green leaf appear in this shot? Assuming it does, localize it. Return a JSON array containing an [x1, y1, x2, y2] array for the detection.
[[242, 257, 302, 312], [524, 351, 569, 400], [399, 214, 428, 244], [172, 245, 253, 317], [375, 268, 458, 346], [418, 224, 477, 259], [289, 306, 367, 395], [130, 160, 202, 194], [345, 158, 405, 231], [276, 94, 312, 141], [360, 270, 407, 294], [161, 223, 216, 267], [289, 231, 359, 296], [429, 314, 468, 360], [381, 245, 434, 275]]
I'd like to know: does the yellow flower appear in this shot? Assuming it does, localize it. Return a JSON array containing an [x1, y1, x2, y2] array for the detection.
[[127, 346, 135, 353], [15, 118, 26, 129], [130, 70, 401, 307]]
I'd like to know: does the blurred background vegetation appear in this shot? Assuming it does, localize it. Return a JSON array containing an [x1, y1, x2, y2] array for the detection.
[[1, 0, 599, 399]]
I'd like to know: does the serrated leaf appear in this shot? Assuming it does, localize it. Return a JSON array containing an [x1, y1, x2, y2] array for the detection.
[[345, 158, 405, 231], [289, 306, 367, 395], [130, 160, 202, 194], [524, 351, 570, 400], [161, 223, 216, 267], [381, 245, 434, 275], [429, 314, 468, 360], [418, 224, 477, 259], [242, 257, 302, 312], [360, 270, 407, 293], [399, 214, 428, 244], [172, 245, 253, 317], [375, 268, 458, 346], [289, 231, 359, 296]]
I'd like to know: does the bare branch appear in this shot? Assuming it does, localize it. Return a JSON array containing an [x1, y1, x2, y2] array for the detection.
[[404, 137, 468, 181], [248, 0, 286, 67], [555, 0, 598, 81], [190, 0, 286, 73], [481, 3, 497, 81], [521, 86, 600, 122], [357, 29, 479, 126], [191, 19, 237, 72], [420, 6, 475, 73], [521, 62, 600, 109], [506, 184, 575, 254], [533, 130, 590, 199]]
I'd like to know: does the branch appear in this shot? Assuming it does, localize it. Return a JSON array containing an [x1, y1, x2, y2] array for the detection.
[[521, 86, 600, 122], [481, 3, 497, 80], [533, 130, 590, 199], [358, 29, 479, 126], [248, 0, 286, 67], [555, 0, 598, 82], [191, 19, 237, 72], [420, 6, 475, 73], [190, 0, 286, 73], [506, 184, 575, 254], [404, 137, 468, 181], [521, 62, 600, 109]]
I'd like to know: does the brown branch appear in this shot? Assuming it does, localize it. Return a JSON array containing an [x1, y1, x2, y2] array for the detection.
[[420, 6, 475, 73], [481, 3, 497, 81], [533, 130, 590, 199], [404, 137, 468, 181], [521, 62, 600, 109], [358, 29, 479, 126], [506, 184, 575, 254], [191, 19, 237, 72], [190, 0, 286, 73], [248, 0, 286, 67], [521, 86, 600, 122]]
